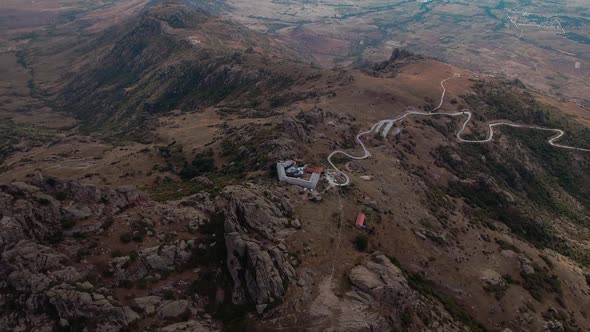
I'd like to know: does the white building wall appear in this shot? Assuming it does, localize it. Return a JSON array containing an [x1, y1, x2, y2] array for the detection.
[[276, 161, 320, 190]]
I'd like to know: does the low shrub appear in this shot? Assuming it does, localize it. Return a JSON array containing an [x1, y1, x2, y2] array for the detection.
[[354, 235, 368, 251]]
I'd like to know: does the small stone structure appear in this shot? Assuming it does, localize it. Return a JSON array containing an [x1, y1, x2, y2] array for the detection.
[[277, 160, 321, 190]]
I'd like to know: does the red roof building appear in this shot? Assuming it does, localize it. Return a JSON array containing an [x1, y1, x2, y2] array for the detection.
[[304, 166, 324, 174], [356, 213, 366, 228]]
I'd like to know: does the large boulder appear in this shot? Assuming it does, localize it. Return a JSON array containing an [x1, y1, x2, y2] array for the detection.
[[480, 269, 506, 288], [157, 300, 191, 319], [134, 296, 162, 315]]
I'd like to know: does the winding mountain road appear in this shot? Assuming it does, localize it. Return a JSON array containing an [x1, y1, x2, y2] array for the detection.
[[326, 74, 590, 187]]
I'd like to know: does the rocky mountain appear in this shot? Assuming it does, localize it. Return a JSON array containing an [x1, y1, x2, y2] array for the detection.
[[1, 1, 590, 332], [0, 175, 302, 331], [54, 2, 318, 141]]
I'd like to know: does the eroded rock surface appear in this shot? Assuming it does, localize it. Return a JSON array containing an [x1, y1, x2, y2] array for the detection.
[[0, 240, 139, 331], [0, 178, 146, 250], [305, 253, 470, 331], [0, 179, 218, 331], [222, 185, 297, 305]]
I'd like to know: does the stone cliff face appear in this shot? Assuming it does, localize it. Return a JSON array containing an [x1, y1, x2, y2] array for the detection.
[[222, 185, 298, 305]]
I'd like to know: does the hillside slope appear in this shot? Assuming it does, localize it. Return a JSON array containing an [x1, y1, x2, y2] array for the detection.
[[43, 3, 313, 141]]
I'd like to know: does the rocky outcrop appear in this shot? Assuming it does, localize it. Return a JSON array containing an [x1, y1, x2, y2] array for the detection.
[[222, 185, 297, 305], [305, 253, 471, 331], [370, 48, 424, 75], [223, 185, 295, 238], [142, 240, 195, 271], [280, 116, 310, 143], [0, 178, 218, 331], [38, 180, 147, 211], [46, 284, 140, 330], [0, 178, 302, 330], [0, 240, 139, 331], [298, 106, 325, 126], [110, 240, 196, 282], [0, 178, 146, 250], [225, 232, 295, 304], [2, 240, 84, 294], [134, 296, 162, 315], [158, 300, 191, 319], [260, 137, 301, 163], [348, 254, 412, 302], [219, 122, 304, 173], [480, 269, 506, 288], [518, 254, 535, 275], [0, 184, 62, 250]]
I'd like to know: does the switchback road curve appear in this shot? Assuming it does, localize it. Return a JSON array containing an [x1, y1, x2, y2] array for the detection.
[[326, 75, 590, 187]]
